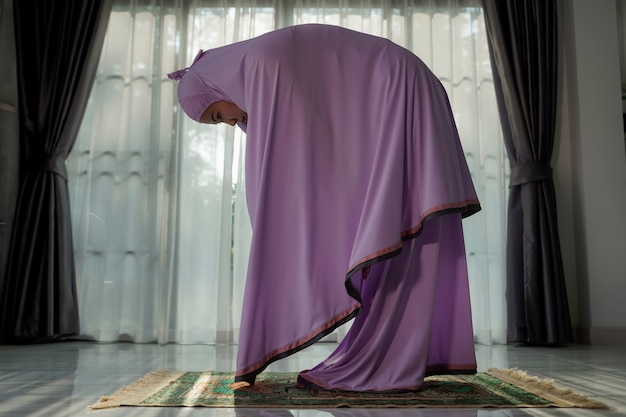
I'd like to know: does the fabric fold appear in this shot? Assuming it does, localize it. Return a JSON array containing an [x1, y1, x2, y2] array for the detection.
[[172, 24, 480, 391]]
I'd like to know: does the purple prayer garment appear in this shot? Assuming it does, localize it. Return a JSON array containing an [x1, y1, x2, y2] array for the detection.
[[170, 24, 481, 392]]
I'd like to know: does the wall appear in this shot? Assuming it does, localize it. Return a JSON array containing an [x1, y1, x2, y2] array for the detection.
[[556, 0, 626, 344]]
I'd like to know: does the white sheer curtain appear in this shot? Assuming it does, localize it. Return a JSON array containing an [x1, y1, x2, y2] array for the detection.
[[67, 0, 508, 346]]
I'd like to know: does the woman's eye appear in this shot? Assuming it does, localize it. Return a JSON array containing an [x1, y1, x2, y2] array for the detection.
[[217, 113, 222, 121]]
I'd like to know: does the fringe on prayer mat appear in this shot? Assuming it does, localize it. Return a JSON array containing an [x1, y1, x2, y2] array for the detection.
[[89, 368, 610, 410]]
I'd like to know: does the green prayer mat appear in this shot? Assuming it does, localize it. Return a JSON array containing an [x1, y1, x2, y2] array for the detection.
[[90, 368, 609, 410]]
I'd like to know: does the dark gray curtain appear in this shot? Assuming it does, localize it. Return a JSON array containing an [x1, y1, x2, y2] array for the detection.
[[482, 0, 572, 344], [0, 0, 112, 341]]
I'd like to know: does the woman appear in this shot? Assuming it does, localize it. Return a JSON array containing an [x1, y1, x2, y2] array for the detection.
[[168, 23, 480, 392]]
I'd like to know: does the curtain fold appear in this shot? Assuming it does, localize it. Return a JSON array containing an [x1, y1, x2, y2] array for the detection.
[[482, 0, 573, 344], [0, 0, 113, 341]]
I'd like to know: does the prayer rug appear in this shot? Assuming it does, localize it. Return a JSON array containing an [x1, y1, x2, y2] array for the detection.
[[90, 368, 609, 410]]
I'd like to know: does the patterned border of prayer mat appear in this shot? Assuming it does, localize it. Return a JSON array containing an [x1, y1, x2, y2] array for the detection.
[[90, 368, 609, 410]]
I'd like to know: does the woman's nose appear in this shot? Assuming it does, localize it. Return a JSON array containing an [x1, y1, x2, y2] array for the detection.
[[225, 119, 237, 126]]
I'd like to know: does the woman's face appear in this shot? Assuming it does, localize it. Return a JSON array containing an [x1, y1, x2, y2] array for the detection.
[[200, 100, 247, 126]]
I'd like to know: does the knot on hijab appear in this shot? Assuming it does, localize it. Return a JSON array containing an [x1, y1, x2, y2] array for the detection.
[[167, 49, 206, 80]]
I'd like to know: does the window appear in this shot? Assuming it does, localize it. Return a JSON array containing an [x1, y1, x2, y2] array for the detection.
[[68, 0, 507, 345]]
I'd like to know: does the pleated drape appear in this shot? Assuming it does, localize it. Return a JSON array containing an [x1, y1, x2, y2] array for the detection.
[[0, 0, 112, 341], [482, 0, 573, 344]]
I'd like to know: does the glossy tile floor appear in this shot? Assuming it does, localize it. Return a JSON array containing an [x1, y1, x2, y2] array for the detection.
[[0, 341, 625, 417]]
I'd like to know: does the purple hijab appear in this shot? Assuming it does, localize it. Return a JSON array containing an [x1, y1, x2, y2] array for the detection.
[[170, 24, 480, 391]]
